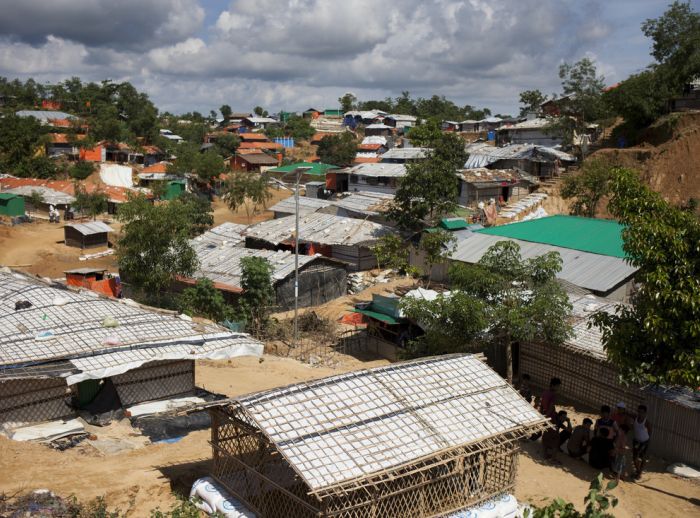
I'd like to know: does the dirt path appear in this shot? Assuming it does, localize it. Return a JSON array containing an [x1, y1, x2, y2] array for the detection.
[[0, 356, 697, 517]]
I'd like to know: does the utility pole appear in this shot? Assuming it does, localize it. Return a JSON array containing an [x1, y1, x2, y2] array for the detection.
[[291, 166, 311, 349]]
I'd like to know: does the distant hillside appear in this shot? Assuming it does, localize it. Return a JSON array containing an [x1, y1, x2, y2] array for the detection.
[[589, 112, 700, 206]]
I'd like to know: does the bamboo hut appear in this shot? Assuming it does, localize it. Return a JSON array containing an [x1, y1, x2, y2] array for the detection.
[[209, 354, 547, 517]]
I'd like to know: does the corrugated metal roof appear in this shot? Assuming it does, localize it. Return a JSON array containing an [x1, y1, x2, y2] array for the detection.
[[464, 144, 576, 169], [267, 196, 333, 216], [3, 185, 75, 206], [67, 221, 113, 235], [16, 110, 75, 121], [0, 270, 263, 379], [451, 233, 637, 293], [346, 163, 407, 178], [190, 222, 248, 248], [380, 147, 431, 160], [231, 354, 546, 491], [460, 168, 537, 185], [245, 213, 394, 246], [332, 191, 394, 215]]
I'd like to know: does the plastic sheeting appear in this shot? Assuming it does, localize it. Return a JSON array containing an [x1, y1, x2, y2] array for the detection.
[[190, 477, 254, 517], [447, 493, 519, 518], [99, 163, 134, 188], [9, 418, 85, 442]]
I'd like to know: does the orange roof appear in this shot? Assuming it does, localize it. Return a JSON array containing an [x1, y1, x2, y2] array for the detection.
[[239, 141, 283, 150], [311, 132, 333, 144], [49, 133, 85, 144], [357, 143, 383, 151], [0, 177, 142, 203], [142, 162, 170, 173], [239, 133, 269, 142], [236, 148, 265, 155], [353, 156, 381, 164], [142, 145, 163, 154], [48, 118, 73, 128]]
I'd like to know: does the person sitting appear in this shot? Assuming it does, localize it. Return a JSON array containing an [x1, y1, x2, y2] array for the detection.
[[567, 418, 593, 459], [542, 410, 572, 460], [594, 405, 618, 439], [589, 427, 614, 470]]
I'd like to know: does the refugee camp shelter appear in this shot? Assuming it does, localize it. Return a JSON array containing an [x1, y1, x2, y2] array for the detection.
[[0, 193, 25, 217], [464, 143, 575, 179], [64, 221, 112, 249], [244, 213, 395, 271], [209, 354, 548, 518], [186, 226, 347, 310], [268, 196, 333, 219], [380, 147, 430, 163], [520, 292, 700, 466], [64, 268, 121, 298], [445, 216, 637, 300], [267, 162, 339, 187], [459, 168, 538, 205], [343, 163, 407, 195], [496, 118, 562, 147], [0, 269, 263, 438]]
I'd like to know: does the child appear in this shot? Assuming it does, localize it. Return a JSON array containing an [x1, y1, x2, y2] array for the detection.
[[594, 405, 618, 439], [567, 418, 593, 459], [632, 404, 652, 480], [589, 427, 614, 470], [542, 410, 572, 460], [612, 424, 631, 481], [539, 377, 562, 420], [518, 374, 533, 404]]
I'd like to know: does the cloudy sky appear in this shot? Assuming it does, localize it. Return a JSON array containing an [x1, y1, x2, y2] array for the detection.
[[0, 0, 694, 116]]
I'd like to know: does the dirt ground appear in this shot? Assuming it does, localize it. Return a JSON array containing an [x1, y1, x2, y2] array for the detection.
[[0, 220, 119, 278], [0, 355, 697, 517], [212, 187, 291, 226]]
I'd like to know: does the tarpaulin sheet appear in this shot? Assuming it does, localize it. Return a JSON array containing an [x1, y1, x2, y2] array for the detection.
[[100, 163, 134, 188]]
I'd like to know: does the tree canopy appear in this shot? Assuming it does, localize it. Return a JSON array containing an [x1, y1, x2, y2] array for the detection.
[[222, 171, 272, 223], [560, 158, 616, 217], [238, 256, 275, 335], [73, 184, 108, 220], [316, 132, 357, 166], [178, 278, 233, 322], [518, 89, 547, 116], [593, 168, 700, 387]]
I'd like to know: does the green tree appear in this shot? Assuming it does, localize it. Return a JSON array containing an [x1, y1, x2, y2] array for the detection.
[[73, 184, 108, 220], [178, 278, 233, 322], [525, 474, 618, 518], [519, 89, 547, 116], [0, 114, 47, 170], [432, 132, 467, 169], [220, 104, 232, 120], [372, 235, 419, 275], [604, 70, 670, 128], [406, 118, 443, 147], [253, 106, 268, 117], [316, 132, 357, 166], [449, 241, 572, 381], [239, 256, 274, 335], [284, 116, 316, 140], [214, 133, 240, 157], [419, 229, 456, 286], [15, 156, 57, 179], [68, 161, 95, 180], [560, 158, 616, 217], [593, 168, 700, 387], [26, 190, 45, 216], [338, 92, 357, 113], [642, 1, 700, 93], [388, 155, 460, 230], [116, 194, 199, 300], [195, 151, 225, 182], [222, 171, 272, 222], [178, 192, 214, 236]]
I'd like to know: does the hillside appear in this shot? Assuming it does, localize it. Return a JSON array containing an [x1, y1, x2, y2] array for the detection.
[[589, 112, 700, 206]]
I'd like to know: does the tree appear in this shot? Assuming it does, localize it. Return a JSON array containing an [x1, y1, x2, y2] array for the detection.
[[116, 194, 199, 299], [519, 89, 547, 116], [214, 133, 240, 157], [73, 184, 108, 220], [338, 92, 357, 113], [316, 132, 357, 166], [449, 241, 572, 381], [239, 256, 274, 335], [253, 106, 268, 117], [194, 150, 225, 182], [0, 114, 47, 170], [178, 278, 233, 322], [419, 229, 456, 286], [641, 1, 700, 93], [178, 191, 214, 236], [406, 118, 443, 147], [284, 116, 315, 140], [372, 235, 418, 275], [68, 161, 95, 181], [27, 190, 44, 216], [432, 132, 467, 169], [560, 158, 616, 217], [592, 168, 700, 387], [604, 70, 670, 128], [220, 104, 232, 120], [388, 154, 460, 230], [525, 474, 618, 518], [222, 171, 272, 223], [15, 156, 57, 179]]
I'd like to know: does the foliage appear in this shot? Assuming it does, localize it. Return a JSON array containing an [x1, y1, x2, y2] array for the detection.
[[15, 155, 58, 179], [253, 106, 268, 117], [27, 190, 45, 215], [406, 118, 444, 147], [178, 278, 233, 322], [0, 113, 47, 171], [356, 91, 493, 121], [519, 89, 548, 116], [604, 71, 670, 129], [73, 184, 108, 220], [195, 151, 226, 182], [592, 168, 700, 387], [642, 1, 700, 93], [214, 133, 240, 157], [219, 104, 232, 119], [177, 191, 213, 236], [284, 116, 316, 140], [222, 171, 272, 223], [69, 160, 96, 180], [419, 229, 456, 286], [388, 153, 460, 230], [372, 235, 419, 275], [338, 92, 357, 113], [167, 144, 225, 182], [239, 256, 275, 335], [560, 159, 616, 217], [116, 194, 199, 298], [525, 473, 618, 518], [316, 132, 357, 166]]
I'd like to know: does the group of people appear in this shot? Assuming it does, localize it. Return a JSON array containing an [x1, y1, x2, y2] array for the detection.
[[520, 375, 652, 481]]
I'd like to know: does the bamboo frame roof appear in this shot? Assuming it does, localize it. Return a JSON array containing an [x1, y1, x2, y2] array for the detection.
[[225, 354, 547, 494]]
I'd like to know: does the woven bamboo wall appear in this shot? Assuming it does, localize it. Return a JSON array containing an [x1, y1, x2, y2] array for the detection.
[[210, 407, 523, 518], [112, 360, 194, 406], [0, 378, 75, 429], [520, 342, 700, 466]]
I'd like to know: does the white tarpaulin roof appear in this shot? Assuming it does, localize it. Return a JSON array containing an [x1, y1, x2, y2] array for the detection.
[[464, 144, 576, 169], [230, 354, 546, 492], [99, 163, 134, 188], [0, 270, 263, 383]]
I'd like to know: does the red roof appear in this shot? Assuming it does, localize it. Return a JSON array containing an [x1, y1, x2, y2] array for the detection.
[[0, 177, 142, 203], [357, 143, 383, 151], [142, 162, 170, 173], [311, 133, 334, 144], [142, 145, 163, 155], [353, 156, 381, 164], [239, 133, 269, 142], [236, 148, 265, 155], [239, 141, 283, 150], [49, 134, 85, 144], [48, 118, 73, 128]]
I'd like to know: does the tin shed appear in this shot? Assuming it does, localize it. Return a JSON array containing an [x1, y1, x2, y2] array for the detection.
[[0, 193, 25, 217], [64, 221, 112, 249]]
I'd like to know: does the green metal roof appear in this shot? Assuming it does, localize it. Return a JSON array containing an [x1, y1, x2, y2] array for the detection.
[[477, 215, 627, 258], [268, 162, 339, 177], [0, 193, 19, 200], [352, 309, 400, 325], [440, 218, 469, 230]]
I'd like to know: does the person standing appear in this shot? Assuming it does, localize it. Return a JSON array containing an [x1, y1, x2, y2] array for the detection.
[[632, 404, 652, 480], [539, 377, 562, 420]]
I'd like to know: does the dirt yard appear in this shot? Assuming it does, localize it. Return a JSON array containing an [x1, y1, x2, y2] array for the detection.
[[212, 187, 291, 226], [0, 354, 697, 517]]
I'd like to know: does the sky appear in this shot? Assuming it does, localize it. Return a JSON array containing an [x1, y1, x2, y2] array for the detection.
[[0, 0, 694, 116]]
